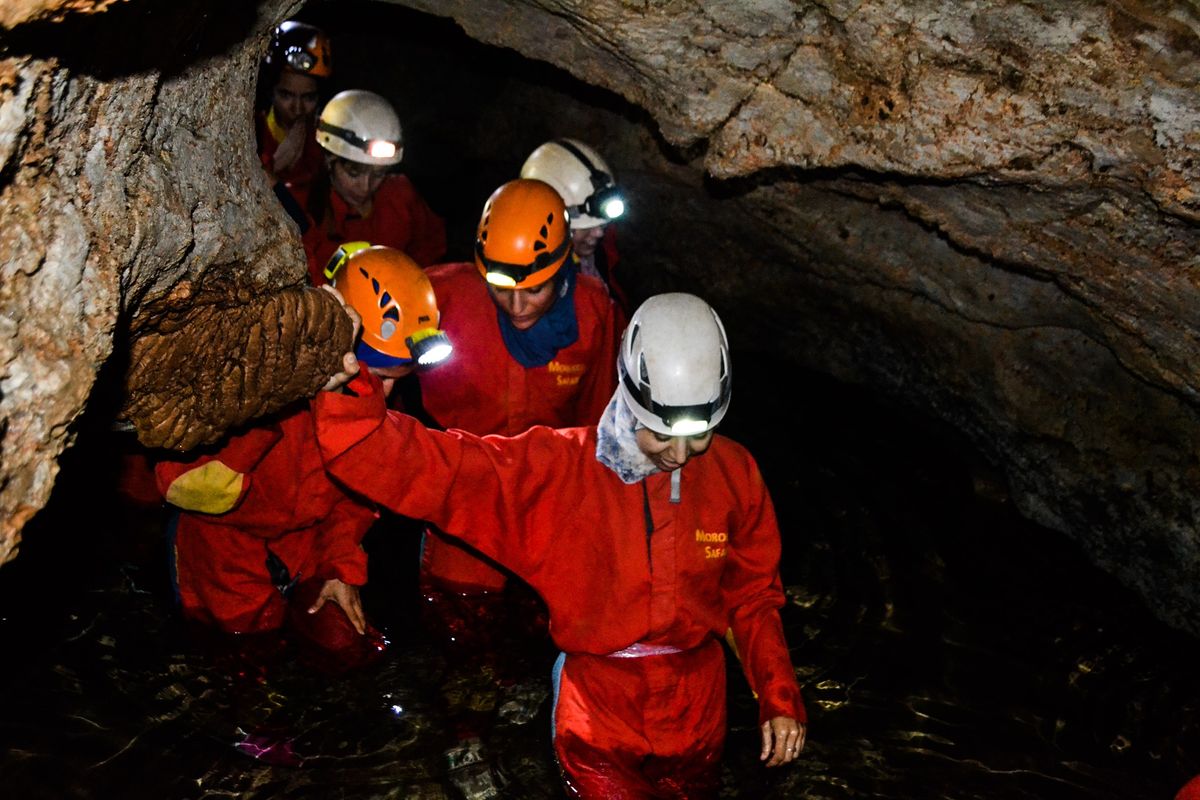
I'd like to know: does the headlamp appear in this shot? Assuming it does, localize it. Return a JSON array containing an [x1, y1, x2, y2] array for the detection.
[[474, 235, 571, 288], [485, 272, 517, 288], [367, 140, 397, 159], [318, 119, 401, 161], [669, 419, 709, 436], [619, 359, 729, 436], [408, 329, 452, 366], [284, 47, 316, 73], [554, 139, 626, 223]]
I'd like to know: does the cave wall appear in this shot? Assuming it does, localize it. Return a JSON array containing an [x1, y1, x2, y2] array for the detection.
[[0, 0, 351, 565]]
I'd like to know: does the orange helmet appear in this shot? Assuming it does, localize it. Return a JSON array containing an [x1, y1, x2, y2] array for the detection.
[[474, 179, 572, 289], [327, 244, 451, 367], [267, 21, 332, 79]]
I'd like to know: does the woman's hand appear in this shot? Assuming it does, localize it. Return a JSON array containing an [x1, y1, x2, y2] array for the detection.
[[760, 716, 805, 767], [272, 121, 307, 174], [307, 577, 367, 634]]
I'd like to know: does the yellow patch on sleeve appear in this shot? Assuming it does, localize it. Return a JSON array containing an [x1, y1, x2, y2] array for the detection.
[[164, 461, 246, 514]]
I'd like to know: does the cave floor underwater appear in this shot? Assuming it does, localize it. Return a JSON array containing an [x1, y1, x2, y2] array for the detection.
[[0, 356, 1196, 800]]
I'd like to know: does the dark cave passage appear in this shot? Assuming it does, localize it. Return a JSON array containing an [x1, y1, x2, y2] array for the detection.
[[1, 1, 1199, 798]]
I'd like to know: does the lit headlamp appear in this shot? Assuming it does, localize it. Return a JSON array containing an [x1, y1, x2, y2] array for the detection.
[[317, 119, 401, 161], [475, 235, 571, 288], [407, 328, 452, 366], [619, 360, 729, 436], [555, 139, 626, 223]]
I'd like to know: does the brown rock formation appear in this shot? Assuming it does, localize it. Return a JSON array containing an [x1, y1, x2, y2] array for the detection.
[[121, 284, 352, 451], [0, 0, 340, 565]]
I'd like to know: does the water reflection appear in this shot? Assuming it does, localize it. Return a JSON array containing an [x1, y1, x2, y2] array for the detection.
[[1, 364, 1197, 798]]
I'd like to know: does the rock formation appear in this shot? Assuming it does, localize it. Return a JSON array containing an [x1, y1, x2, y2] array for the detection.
[[0, 0, 349, 565]]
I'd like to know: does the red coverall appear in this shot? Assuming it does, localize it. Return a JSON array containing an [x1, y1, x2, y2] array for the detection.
[[314, 373, 806, 797], [255, 109, 325, 194], [155, 405, 377, 656], [417, 261, 620, 595], [297, 175, 446, 285]]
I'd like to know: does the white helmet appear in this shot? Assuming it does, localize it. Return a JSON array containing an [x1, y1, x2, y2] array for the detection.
[[316, 90, 403, 166], [519, 138, 625, 229], [618, 293, 731, 436]]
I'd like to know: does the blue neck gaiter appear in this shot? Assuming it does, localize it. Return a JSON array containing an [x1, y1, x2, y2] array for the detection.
[[496, 263, 580, 368]]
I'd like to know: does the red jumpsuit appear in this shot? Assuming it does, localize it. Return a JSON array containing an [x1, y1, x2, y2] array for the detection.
[[313, 374, 806, 796], [155, 404, 377, 654], [417, 261, 620, 594], [255, 109, 325, 194], [298, 175, 446, 285]]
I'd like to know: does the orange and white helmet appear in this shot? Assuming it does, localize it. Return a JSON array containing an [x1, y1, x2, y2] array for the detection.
[[474, 179, 572, 289], [326, 243, 451, 367], [618, 293, 731, 436], [266, 21, 332, 78]]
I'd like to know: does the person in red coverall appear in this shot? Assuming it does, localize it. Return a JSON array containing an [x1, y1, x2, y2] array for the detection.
[[520, 138, 630, 318], [1178, 775, 1200, 800], [255, 21, 331, 198], [156, 249, 451, 671], [293, 89, 445, 285], [315, 292, 806, 798], [416, 178, 621, 655]]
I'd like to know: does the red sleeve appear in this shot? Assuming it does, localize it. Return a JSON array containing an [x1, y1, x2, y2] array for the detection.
[[312, 493, 377, 586], [154, 424, 283, 504], [255, 112, 276, 173], [724, 459, 807, 725], [312, 374, 553, 579]]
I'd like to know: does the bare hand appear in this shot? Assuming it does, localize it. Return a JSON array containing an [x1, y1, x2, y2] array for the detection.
[[319, 285, 362, 392], [272, 120, 307, 175], [307, 578, 367, 635], [760, 717, 805, 767]]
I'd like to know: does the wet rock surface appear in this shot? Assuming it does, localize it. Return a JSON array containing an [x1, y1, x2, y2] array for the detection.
[[0, 359, 1195, 799]]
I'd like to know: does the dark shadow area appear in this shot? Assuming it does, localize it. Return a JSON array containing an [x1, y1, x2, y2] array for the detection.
[[4, 0, 263, 79], [1, 1, 1199, 798]]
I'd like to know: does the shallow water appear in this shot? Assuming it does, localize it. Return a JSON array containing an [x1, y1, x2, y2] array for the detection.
[[1, 363, 1197, 799]]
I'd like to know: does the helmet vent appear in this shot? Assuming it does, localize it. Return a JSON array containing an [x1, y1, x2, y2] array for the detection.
[[383, 307, 400, 322], [370, 278, 380, 294], [533, 239, 546, 251], [379, 291, 392, 307], [539, 224, 549, 239]]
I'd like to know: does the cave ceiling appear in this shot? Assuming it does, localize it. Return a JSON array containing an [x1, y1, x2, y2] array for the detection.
[[1, 0, 1199, 635]]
